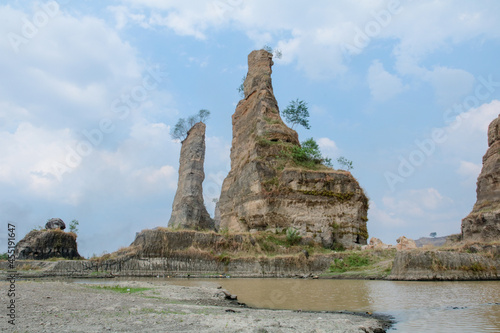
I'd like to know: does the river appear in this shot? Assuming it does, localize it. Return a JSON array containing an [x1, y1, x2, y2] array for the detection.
[[159, 278, 500, 332]]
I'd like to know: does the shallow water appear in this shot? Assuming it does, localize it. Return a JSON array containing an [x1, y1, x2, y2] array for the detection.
[[74, 278, 500, 332]]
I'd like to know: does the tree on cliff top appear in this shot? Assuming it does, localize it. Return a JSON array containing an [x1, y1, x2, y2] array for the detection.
[[282, 99, 310, 130], [170, 109, 211, 141]]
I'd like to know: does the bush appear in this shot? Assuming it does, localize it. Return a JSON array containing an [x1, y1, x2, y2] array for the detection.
[[286, 227, 302, 245], [329, 253, 371, 272], [288, 138, 331, 168]]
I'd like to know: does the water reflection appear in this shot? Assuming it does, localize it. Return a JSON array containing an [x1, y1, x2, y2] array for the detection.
[[163, 278, 500, 332], [72, 277, 500, 332]]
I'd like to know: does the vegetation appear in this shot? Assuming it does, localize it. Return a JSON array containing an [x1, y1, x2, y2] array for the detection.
[[237, 75, 246, 98], [281, 99, 310, 130], [0, 252, 8, 260], [336, 156, 353, 171], [88, 285, 151, 294], [285, 227, 302, 245], [288, 138, 332, 168], [262, 45, 282, 59], [170, 109, 211, 141], [69, 219, 79, 234]]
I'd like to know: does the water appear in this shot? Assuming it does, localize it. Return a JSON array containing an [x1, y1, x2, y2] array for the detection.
[[156, 278, 500, 332]]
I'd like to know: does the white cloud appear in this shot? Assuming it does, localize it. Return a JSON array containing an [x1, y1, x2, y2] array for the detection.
[[118, 1, 500, 82], [369, 188, 456, 243], [457, 160, 481, 187], [423, 66, 475, 105], [367, 60, 405, 101], [317, 137, 340, 159]]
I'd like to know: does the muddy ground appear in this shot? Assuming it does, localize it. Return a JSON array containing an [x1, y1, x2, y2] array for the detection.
[[0, 279, 391, 332]]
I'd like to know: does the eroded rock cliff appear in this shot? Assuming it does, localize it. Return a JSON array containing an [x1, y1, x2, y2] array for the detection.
[[218, 50, 368, 248], [168, 122, 214, 230], [462, 114, 500, 242], [15, 229, 81, 260]]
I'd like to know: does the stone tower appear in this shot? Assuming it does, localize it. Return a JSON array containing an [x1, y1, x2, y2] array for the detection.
[[462, 114, 500, 241], [169, 122, 214, 230], [218, 50, 368, 248]]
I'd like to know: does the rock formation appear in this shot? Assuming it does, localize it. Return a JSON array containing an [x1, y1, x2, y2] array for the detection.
[[362, 237, 393, 250], [168, 122, 214, 230], [15, 229, 81, 260], [45, 217, 66, 230], [462, 114, 500, 242], [395, 236, 417, 251], [218, 50, 369, 248]]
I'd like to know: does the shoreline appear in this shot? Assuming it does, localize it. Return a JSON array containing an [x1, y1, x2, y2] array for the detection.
[[0, 279, 393, 332]]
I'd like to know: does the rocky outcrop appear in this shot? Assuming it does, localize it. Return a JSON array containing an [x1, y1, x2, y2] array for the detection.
[[15, 229, 81, 260], [168, 122, 214, 230], [363, 237, 394, 250], [396, 236, 417, 250], [218, 50, 368, 249], [462, 114, 500, 242], [389, 250, 499, 280], [45, 217, 66, 230]]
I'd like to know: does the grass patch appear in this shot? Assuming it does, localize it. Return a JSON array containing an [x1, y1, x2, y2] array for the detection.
[[329, 253, 371, 272], [88, 285, 151, 294], [323, 249, 397, 277]]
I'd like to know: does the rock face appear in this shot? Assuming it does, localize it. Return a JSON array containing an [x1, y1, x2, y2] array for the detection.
[[218, 50, 368, 248], [363, 237, 393, 250], [45, 218, 66, 230], [462, 114, 500, 242], [168, 122, 214, 230], [396, 236, 417, 251], [15, 229, 81, 260], [390, 250, 499, 281]]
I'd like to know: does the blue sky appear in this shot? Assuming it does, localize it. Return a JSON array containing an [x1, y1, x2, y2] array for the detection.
[[1, 0, 500, 257]]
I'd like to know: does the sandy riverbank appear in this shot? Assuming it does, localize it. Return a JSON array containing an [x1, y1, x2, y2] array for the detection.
[[0, 279, 391, 332]]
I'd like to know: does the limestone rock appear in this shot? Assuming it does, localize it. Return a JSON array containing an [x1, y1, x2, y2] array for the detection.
[[218, 50, 369, 248], [462, 114, 500, 242], [168, 122, 214, 230], [362, 237, 393, 250], [45, 218, 66, 230], [15, 229, 81, 260], [396, 236, 417, 251]]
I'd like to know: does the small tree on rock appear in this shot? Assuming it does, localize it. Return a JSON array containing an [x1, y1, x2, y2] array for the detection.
[[337, 157, 354, 171], [170, 109, 211, 141], [69, 219, 79, 234], [282, 99, 310, 130]]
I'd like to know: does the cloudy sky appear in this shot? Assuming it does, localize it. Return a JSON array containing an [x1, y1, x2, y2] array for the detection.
[[1, 0, 500, 257]]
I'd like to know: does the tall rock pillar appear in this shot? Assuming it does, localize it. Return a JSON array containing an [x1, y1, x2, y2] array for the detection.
[[218, 50, 368, 248], [168, 122, 214, 230], [462, 114, 500, 241]]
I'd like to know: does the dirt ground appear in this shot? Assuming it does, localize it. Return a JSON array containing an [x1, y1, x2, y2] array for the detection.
[[0, 279, 390, 332]]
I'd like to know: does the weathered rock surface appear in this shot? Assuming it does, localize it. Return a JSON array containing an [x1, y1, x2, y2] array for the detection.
[[462, 114, 500, 242], [218, 50, 368, 248], [414, 236, 448, 248], [396, 236, 417, 251], [45, 217, 66, 230], [390, 250, 499, 280], [363, 237, 393, 250], [15, 229, 81, 260], [168, 122, 214, 230]]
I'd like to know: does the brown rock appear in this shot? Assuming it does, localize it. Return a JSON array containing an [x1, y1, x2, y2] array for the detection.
[[396, 236, 417, 251], [15, 229, 82, 260], [462, 114, 500, 242], [168, 122, 214, 230], [218, 50, 369, 248]]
